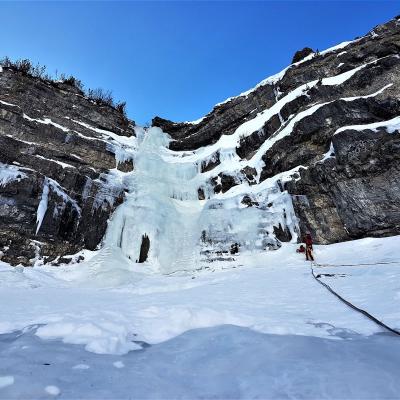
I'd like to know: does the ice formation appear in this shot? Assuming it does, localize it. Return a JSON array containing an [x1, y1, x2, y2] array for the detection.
[[0, 163, 27, 187], [99, 126, 299, 274], [25, 53, 396, 274]]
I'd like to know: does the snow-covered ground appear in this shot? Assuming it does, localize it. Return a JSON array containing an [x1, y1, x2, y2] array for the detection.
[[0, 235, 399, 399]]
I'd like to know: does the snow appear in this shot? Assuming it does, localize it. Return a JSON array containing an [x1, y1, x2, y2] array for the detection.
[[342, 83, 392, 101], [248, 102, 329, 173], [70, 119, 137, 148], [23, 114, 70, 132], [0, 99, 19, 108], [211, 53, 318, 110], [36, 320, 141, 355], [2, 33, 400, 399], [70, 119, 138, 167], [322, 54, 396, 86], [36, 179, 50, 234], [184, 115, 205, 125], [207, 37, 359, 111], [72, 364, 90, 370], [0, 235, 399, 397], [318, 141, 335, 163], [165, 79, 319, 172], [5, 134, 36, 145], [322, 63, 366, 86], [0, 163, 27, 187], [314, 236, 400, 331], [47, 178, 81, 215], [93, 76, 395, 276], [1, 326, 400, 399], [113, 361, 125, 368], [1, 236, 399, 350], [45, 385, 60, 396], [34, 154, 76, 169], [0, 376, 14, 389], [20, 114, 135, 169], [100, 127, 300, 273], [370, 29, 379, 38], [320, 39, 356, 56], [335, 115, 400, 135], [215, 67, 291, 107], [36, 177, 81, 234], [168, 60, 391, 186]]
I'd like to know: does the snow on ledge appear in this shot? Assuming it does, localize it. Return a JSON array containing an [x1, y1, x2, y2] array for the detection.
[[23, 114, 70, 132], [36, 177, 82, 235], [190, 37, 360, 119], [0, 163, 28, 187], [35, 155, 77, 170], [335, 116, 400, 135]]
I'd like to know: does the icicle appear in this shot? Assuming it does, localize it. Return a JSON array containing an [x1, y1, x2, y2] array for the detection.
[[36, 178, 50, 234]]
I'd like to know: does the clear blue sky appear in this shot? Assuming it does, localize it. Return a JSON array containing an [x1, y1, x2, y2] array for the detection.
[[1, 1, 399, 125]]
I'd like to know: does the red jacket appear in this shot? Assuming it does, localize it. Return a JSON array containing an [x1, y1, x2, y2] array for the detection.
[[305, 235, 313, 247]]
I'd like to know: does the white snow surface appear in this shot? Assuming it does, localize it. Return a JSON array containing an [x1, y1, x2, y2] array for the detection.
[[335, 115, 400, 135], [36, 179, 50, 234], [23, 114, 70, 132], [34, 155, 76, 170], [0, 376, 14, 389], [320, 39, 356, 55], [45, 385, 60, 396], [0, 235, 399, 358], [196, 36, 358, 114], [0, 163, 27, 187]]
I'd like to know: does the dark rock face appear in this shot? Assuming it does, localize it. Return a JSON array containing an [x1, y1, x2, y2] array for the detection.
[[291, 47, 315, 64], [138, 234, 150, 263], [0, 68, 135, 265], [2, 16, 400, 266], [152, 84, 277, 151], [287, 128, 400, 243], [155, 16, 400, 244]]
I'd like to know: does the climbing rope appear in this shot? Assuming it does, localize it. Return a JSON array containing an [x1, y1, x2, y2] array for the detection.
[[314, 261, 400, 268], [310, 261, 400, 336]]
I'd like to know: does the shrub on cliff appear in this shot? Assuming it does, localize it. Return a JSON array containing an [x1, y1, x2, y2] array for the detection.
[[87, 88, 127, 117], [0, 56, 128, 117]]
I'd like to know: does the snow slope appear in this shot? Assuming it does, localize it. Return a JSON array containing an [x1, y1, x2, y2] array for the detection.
[[0, 236, 399, 354], [0, 235, 399, 398], [1, 326, 400, 400]]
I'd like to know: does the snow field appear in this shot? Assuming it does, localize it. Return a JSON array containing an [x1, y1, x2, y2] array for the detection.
[[1, 236, 399, 358]]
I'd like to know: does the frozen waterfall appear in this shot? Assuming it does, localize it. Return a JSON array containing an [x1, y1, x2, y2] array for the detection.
[[104, 127, 202, 273], [92, 126, 298, 275]]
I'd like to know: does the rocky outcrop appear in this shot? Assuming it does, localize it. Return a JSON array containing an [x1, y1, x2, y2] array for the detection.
[[154, 16, 400, 244], [0, 68, 135, 265], [2, 16, 400, 266], [286, 125, 400, 243], [291, 47, 315, 64], [152, 84, 277, 151]]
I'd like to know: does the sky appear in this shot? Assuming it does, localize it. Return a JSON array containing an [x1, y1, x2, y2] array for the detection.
[[1, 1, 399, 125]]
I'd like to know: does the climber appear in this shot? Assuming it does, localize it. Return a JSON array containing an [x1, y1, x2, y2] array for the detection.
[[296, 244, 305, 253], [304, 232, 314, 261]]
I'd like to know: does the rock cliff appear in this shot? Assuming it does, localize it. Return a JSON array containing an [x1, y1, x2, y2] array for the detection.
[[0, 68, 135, 265], [1, 16, 400, 267], [154, 16, 400, 244]]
